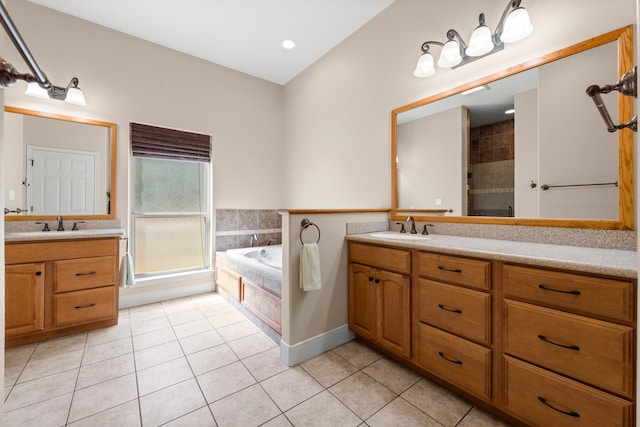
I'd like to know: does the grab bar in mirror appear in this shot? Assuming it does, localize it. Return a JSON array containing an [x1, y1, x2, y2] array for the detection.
[[586, 67, 637, 133], [540, 181, 618, 191]]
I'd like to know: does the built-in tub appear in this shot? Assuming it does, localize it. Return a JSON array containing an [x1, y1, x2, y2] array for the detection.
[[227, 244, 282, 273]]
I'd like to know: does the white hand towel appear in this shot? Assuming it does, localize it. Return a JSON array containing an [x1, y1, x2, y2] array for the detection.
[[120, 252, 135, 288], [300, 242, 321, 291]]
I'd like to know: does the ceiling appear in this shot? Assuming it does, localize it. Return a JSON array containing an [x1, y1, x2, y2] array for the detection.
[[27, 0, 395, 85]]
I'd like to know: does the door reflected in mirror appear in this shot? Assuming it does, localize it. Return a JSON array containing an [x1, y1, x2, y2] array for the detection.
[[4, 107, 117, 220]]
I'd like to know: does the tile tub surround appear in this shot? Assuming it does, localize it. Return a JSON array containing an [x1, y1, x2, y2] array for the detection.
[[215, 209, 282, 251], [3, 292, 510, 427]]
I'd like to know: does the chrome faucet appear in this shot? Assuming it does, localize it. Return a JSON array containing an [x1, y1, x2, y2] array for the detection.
[[405, 216, 417, 234], [56, 215, 64, 231], [250, 233, 259, 247]]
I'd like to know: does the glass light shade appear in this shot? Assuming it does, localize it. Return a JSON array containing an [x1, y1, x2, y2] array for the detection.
[[437, 40, 462, 68], [500, 7, 533, 43], [413, 52, 435, 77], [466, 25, 494, 57], [25, 82, 49, 99], [65, 86, 87, 105]]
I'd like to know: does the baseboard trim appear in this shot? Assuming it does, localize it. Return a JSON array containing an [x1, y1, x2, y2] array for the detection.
[[280, 324, 355, 366]]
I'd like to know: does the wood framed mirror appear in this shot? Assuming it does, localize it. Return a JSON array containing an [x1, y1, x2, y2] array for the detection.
[[391, 25, 634, 230], [4, 106, 117, 221]]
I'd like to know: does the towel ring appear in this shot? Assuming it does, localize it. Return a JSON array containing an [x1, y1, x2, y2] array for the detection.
[[300, 218, 321, 244]]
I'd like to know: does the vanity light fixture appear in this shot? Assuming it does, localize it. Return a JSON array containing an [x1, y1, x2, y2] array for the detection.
[[0, 3, 87, 105], [413, 0, 533, 78]]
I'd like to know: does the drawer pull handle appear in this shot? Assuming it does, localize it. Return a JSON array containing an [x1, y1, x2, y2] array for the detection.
[[537, 396, 580, 418], [76, 271, 97, 276], [438, 304, 462, 314], [437, 266, 462, 273], [374, 279, 380, 284], [35, 271, 42, 276], [368, 277, 374, 282], [537, 334, 580, 351], [438, 351, 463, 365], [538, 284, 581, 295], [75, 303, 96, 309]]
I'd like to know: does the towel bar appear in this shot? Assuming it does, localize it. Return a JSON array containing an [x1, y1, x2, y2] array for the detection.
[[300, 218, 321, 244]]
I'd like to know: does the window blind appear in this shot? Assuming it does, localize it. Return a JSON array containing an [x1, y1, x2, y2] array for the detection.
[[130, 122, 211, 162]]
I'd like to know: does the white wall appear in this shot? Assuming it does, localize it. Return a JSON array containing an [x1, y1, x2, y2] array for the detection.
[[283, 0, 636, 209], [514, 88, 539, 217]]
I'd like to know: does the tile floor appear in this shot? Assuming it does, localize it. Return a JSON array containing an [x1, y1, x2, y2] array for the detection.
[[4, 292, 511, 426]]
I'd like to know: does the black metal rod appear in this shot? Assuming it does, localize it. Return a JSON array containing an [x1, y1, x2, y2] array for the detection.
[[540, 181, 618, 191], [0, 2, 50, 88]]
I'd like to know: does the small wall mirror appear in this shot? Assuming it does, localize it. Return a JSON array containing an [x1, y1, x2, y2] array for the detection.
[[392, 25, 634, 230], [4, 106, 117, 220]]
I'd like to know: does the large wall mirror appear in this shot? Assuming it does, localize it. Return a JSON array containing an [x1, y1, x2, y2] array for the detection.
[[392, 25, 634, 230], [4, 106, 117, 221]]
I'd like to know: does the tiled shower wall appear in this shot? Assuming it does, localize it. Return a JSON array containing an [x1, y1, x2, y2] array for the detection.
[[215, 209, 282, 251]]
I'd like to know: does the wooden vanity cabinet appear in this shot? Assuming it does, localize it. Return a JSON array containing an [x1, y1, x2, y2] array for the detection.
[[5, 238, 119, 347], [348, 243, 411, 359]]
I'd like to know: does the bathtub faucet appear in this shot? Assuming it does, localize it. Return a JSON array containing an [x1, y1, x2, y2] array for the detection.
[[250, 233, 259, 247]]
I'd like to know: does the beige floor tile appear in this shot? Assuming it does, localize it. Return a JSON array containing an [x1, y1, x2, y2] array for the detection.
[[162, 297, 197, 315], [173, 318, 214, 339], [261, 414, 293, 426], [208, 310, 247, 328], [5, 369, 78, 412], [128, 306, 166, 323], [187, 343, 239, 376], [131, 315, 171, 336], [82, 337, 133, 365], [128, 302, 162, 314], [137, 357, 194, 396], [210, 383, 281, 427], [140, 378, 207, 426], [179, 330, 225, 355], [68, 373, 138, 422], [86, 321, 132, 347], [18, 349, 83, 383], [217, 320, 260, 342], [197, 361, 256, 403], [332, 340, 382, 369], [190, 291, 224, 305], [4, 392, 73, 427], [168, 309, 206, 326], [362, 357, 421, 394], [199, 301, 237, 317], [261, 366, 324, 412], [329, 371, 396, 420], [285, 390, 361, 427], [132, 327, 177, 351], [227, 332, 276, 359], [242, 347, 290, 382], [68, 399, 140, 427], [163, 406, 216, 427], [401, 378, 473, 427], [135, 340, 185, 370], [301, 351, 359, 388], [5, 343, 37, 367], [76, 353, 135, 390], [5, 364, 24, 388], [458, 406, 511, 427], [366, 397, 441, 427], [31, 334, 87, 360]]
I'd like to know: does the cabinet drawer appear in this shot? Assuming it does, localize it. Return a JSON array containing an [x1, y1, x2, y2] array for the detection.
[[54, 256, 116, 292], [504, 356, 633, 427], [53, 287, 117, 327], [418, 253, 490, 290], [349, 243, 410, 274], [504, 300, 634, 397], [216, 263, 242, 301], [416, 279, 491, 345], [416, 323, 491, 400], [503, 264, 634, 322]]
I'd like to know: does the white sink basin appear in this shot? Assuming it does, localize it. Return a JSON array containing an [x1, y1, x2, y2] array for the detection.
[[5, 228, 125, 240], [368, 232, 431, 240]]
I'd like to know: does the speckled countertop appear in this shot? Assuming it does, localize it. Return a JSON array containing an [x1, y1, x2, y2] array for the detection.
[[346, 231, 637, 279], [5, 228, 125, 243]]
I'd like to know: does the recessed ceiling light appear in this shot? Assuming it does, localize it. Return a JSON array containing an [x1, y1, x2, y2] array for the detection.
[[505, 108, 515, 114], [281, 39, 296, 50]]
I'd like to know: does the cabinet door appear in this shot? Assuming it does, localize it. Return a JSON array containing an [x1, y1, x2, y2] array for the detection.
[[348, 263, 376, 341], [6, 263, 45, 338], [377, 268, 411, 359]]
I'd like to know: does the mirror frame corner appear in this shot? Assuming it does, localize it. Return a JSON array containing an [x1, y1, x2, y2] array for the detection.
[[4, 106, 118, 222], [391, 25, 635, 231]]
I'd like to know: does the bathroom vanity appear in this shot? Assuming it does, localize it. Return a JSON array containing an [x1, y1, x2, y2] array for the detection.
[[346, 232, 636, 427], [5, 230, 122, 347]]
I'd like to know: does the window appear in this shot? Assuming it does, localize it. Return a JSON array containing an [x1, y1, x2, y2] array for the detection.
[[131, 123, 211, 277]]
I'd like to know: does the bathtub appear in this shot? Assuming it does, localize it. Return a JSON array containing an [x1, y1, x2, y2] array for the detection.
[[226, 244, 282, 272]]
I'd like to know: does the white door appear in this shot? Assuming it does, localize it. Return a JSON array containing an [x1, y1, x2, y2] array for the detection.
[[27, 145, 98, 215]]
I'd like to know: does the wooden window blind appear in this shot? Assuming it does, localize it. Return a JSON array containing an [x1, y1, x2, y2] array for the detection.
[[131, 122, 211, 162]]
